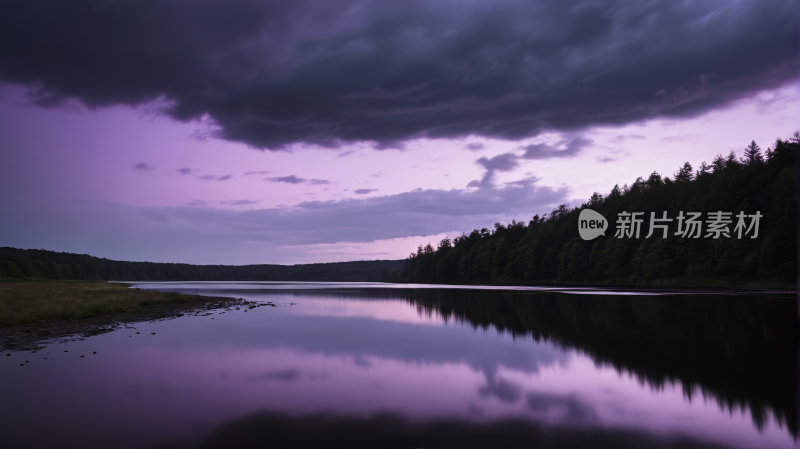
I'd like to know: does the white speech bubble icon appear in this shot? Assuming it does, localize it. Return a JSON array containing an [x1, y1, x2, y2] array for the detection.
[[578, 209, 608, 241]]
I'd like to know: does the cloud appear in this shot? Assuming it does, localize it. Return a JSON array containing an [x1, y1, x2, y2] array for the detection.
[[468, 153, 520, 189], [246, 368, 301, 382], [610, 134, 646, 143], [244, 171, 268, 175], [134, 162, 154, 170], [219, 200, 259, 205], [199, 175, 232, 181], [1, 1, 794, 150], [107, 180, 569, 248], [266, 176, 331, 185], [141, 208, 168, 223], [266, 175, 306, 184], [354, 189, 378, 194], [526, 392, 597, 424], [660, 134, 699, 143], [176, 168, 194, 175], [186, 200, 211, 206], [466, 142, 485, 151], [479, 376, 521, 403], [520, 136, 592, 160], [476, 153, 518, 172]]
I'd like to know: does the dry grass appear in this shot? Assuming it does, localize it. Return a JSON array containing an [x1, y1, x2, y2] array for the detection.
[[0, 280, 208, 327]]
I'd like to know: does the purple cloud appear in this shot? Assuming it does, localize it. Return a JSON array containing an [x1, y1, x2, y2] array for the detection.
[[266, 175, 306, 184], [354, 189, 378, 195], [176, 168, 194, 175], [308, 179, 331, 185], [476, 153, 519, 172], [134, 162, 154, 170], [1, 1, 792, 149], [219, 200, 259, 205], [520, 136, 592, 160], [469, 153, 520, 189]]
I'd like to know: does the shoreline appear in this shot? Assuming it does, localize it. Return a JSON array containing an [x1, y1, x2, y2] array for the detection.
[[0, 280, 264, 351]]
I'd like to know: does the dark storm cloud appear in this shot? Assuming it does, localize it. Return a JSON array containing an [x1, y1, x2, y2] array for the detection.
[[2, 0, 794, 150], [354, 188, 378, 194]]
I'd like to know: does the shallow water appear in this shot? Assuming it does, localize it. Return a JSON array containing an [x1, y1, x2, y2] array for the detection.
[[1, 283, 796, 448]]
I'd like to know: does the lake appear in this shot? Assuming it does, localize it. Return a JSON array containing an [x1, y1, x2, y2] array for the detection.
[[1, 282, 796, 448]]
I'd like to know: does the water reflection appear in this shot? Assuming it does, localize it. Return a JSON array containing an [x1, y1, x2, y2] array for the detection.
[[402, 289, 797, 435], [0, 284, 795, 449], [154, 411, 745, 449]]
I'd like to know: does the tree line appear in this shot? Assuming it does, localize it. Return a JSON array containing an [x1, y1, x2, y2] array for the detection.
[[403, 135, 798, 287], [0, 247, 404, 282]]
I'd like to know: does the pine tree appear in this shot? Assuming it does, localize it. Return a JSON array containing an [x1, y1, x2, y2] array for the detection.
[[742, 140, 764, 165], [696, 161, 710, 177], [674, 162, 693, 182]]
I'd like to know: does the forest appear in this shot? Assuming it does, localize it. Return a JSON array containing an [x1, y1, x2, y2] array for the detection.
[[403, 135, 798, 287], [0, 247, 404, 282]]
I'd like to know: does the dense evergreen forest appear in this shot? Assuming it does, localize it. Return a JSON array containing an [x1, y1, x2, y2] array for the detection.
[[404, 135, 798, 287], [0, 247, 404, 282]]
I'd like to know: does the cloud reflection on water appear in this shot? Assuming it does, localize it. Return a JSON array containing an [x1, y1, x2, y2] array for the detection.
[[0, 286, 794, 449]]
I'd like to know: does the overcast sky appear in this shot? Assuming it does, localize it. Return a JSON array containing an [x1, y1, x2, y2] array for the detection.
[[0, 0, 797, 265]]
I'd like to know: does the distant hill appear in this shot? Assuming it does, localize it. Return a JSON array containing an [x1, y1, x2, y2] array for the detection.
[[0, 247, 405, 282]]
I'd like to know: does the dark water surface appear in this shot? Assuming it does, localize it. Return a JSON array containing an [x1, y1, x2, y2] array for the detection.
[[1, 282, 796, 448]]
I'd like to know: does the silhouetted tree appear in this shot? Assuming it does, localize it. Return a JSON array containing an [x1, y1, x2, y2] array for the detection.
[[674, 162, 693, 182]]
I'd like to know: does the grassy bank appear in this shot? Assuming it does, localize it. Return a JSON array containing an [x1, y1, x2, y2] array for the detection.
[[0, 280, 213, 328]]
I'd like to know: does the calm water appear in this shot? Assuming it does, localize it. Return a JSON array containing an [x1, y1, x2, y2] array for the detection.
[[1, 282, 796, 449]]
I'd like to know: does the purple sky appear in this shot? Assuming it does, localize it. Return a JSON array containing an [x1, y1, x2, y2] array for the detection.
[[0, 0, 797, 264]]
